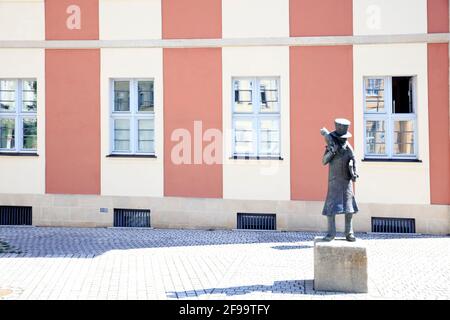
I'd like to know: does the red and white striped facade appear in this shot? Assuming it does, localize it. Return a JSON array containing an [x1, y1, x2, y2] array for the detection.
[[0, 0, 449, 234]]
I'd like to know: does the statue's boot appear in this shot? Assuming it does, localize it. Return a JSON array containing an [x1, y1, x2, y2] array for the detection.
[[322, 215, 336, 241], [345, 213, 356, 242]]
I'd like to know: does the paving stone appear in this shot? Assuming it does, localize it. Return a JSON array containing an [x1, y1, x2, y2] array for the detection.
[[0, 227, 449, 300]]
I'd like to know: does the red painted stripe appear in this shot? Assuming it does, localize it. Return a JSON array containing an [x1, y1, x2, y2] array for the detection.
[[162, 0, 221, 39], [290, 46, 354, 200], [428, 43, 449, 204], [45, 49, 101, 195], [427, 0, 449, 33], [163, 48, 223, 198], [45, 0, 99, 40], [290, 0, 353, 36]]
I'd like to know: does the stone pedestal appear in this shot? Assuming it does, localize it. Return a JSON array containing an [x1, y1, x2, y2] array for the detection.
[[314, 237, 368, 293]]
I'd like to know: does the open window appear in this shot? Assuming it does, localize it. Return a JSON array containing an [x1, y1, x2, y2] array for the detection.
[[363, 76, 417, 159]]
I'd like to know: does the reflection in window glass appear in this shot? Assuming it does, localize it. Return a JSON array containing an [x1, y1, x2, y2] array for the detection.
[[0, 80, 16, 112], [365, 120, 385, 155], [234, 119, 253, 155], [259, 119, 280, 155], [22, 80, 37, 112], [114, 81, 130, 112], [234, 80, 253, 113], [138, 119, 154, 153], [0, 118, 15, 149], [259, 80, 278, 113], [232, 78, 281, 157], [365, 78, 384, 112], [22, 118, 37, 150], [114, 119, 130, 151], [111, 79, 155, 155], [138, 81, 154, 112], [393, 120, 414, 155]]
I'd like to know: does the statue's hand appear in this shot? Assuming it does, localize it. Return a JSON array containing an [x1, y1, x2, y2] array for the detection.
[[329, 143, 338, 154], [320, 127, 329, 136]]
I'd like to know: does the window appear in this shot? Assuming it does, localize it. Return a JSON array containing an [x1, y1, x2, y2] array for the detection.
[[0, 79, 37, 153], [232, 78, 280, 158], [364, 76, 417, 159], [111, 79, 155, 155]]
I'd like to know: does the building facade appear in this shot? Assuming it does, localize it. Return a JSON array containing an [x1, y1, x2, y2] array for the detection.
[[0, 0, 449, 234]]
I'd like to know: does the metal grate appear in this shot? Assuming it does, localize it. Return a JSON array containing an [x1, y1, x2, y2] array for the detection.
[[372, 217, 415, 234], [0, 206, 32, 226], [114, 208, 151, 228], [237, 213, 276, 230]]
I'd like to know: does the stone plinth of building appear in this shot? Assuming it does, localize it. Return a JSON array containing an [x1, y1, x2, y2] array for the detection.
[[314, 237, 368, 293]]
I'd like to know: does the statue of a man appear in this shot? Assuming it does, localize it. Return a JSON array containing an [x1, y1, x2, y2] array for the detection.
[[320, 119, 359, 242]]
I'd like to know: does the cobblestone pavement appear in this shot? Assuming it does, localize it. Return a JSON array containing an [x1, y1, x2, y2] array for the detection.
[[0, 227, 449, 300]]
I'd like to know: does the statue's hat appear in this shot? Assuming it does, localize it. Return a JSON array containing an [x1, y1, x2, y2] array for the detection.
[[332, 118, 352, 138]]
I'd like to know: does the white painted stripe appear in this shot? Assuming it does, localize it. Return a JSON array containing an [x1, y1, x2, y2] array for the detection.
[[0, 34, 449, 49]]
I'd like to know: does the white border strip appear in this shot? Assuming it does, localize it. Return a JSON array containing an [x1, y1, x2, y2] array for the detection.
[[0, 33, 449, 49]]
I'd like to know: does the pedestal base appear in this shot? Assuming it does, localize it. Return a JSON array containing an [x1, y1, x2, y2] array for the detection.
[[314, 237, 368, 293]]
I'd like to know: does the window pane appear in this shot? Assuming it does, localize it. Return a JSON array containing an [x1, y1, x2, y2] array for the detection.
[[365, 78, 385, 113], [392, 77, 414, 114], [22, 80, 36, 91], [234, 80, 253, 113], [22, 80, 37, 112], [138, 119, 154, 153], [259, 119, 280, 155], [0, 118, 15, 149], [365, 120, 386, 154], [393, 120, 415, 155], [22, 101, 37, 113], [22, 118, 37, 150], [235, 142, 253, 154], [0, 80, 16, 112], [234, 119, 253, 154], [259, 79, 279, 113], [114, 81, 130, 112], [114, 119, 130, 151], [138, 81, 154, 112]]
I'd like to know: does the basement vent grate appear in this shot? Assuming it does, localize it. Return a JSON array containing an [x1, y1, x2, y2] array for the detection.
[[237, 213, 276, 230], [114, 209, 151, 228], [371, 217, 415, 234], [0, 206, 32, 226]]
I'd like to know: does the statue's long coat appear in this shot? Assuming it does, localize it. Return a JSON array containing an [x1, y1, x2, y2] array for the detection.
[[322, 139, 359, 216]]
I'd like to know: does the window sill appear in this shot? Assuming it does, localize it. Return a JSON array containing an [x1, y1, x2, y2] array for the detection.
[[106, 154, 157, 159], [362, 158, 422, 163], [230, 156, 284, 160], [0, 152, 38, 157]]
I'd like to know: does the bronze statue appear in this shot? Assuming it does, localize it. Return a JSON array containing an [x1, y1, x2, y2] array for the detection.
[[320, 119, 359, 242]]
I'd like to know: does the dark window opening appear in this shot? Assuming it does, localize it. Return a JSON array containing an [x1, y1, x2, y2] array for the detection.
[[392, 77, 413, 114]]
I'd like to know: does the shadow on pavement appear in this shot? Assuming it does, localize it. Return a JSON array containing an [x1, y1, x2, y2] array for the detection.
[[166, 280, 360, 298], [0, 227, 448, 258], [271, 245, 313, 250]]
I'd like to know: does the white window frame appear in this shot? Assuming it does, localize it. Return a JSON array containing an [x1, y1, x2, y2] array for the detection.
[[363, 76, 418, 159], [232, 77, 281, 158], [0, 79, 37, 153], [110, 79, 155, 155]]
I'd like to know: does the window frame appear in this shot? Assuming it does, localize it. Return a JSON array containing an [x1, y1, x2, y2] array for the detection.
[[0, 78, 37, 153], [231, 77, 281, 158], [110, 79, 155, 156], [363, 76, 418, 160]]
